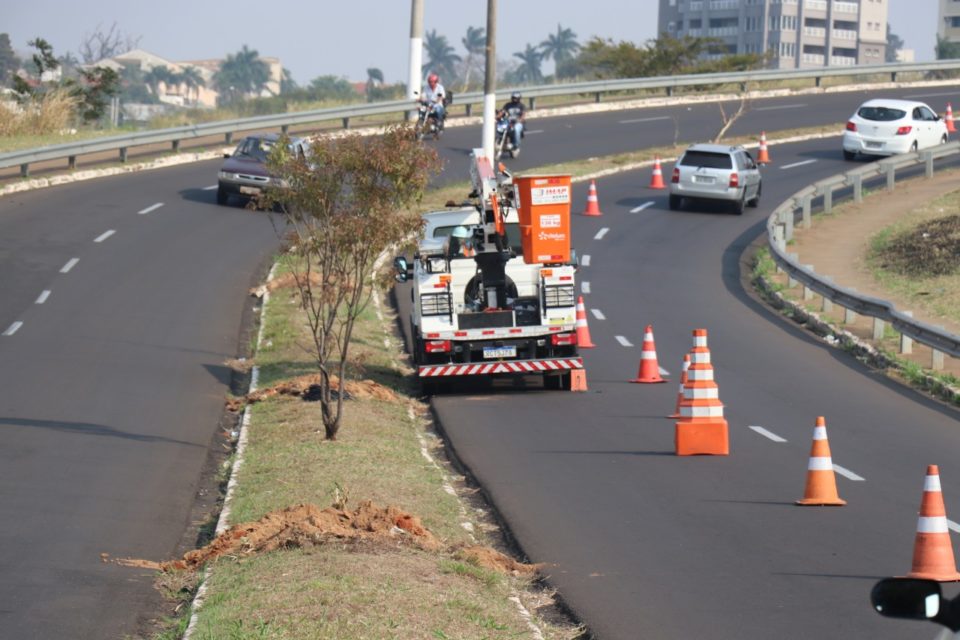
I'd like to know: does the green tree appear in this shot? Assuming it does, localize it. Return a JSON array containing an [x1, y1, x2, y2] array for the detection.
[[935, 35, 960, 60], [307, 75, 358, 102], [460, 26, 486, 91], [257, 126, 441, 440], [143, 65, 173, 98], [178, 65, 206, 105], [72, 66, 119, 122], [13, 38, 59, 99], [365, 67, 383, 102], [280, 67, 297, 94], [886, 25, 905, 63], [423, 29, 461, 82], [0, 33, 19, 85], [213, 45, 270, 104], [540, 24, 580, 78], [512, 44, 544, 84], [117, 61, 153, 103]]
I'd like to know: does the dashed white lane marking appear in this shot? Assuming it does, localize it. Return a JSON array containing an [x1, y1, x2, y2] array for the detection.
[[755, 103, 807, 111], [905, 91, 958, 99], [659, 366, 671, 376], [594, 227, 609, 240], [3, 322, 23, 336], [590, 309, 606, 320], [780, 159, 817, 170], [948, 520, 960, 533], [630, 201, 655, 213], [581, 255, 591, 266], [138, 202, 164, 215], [749, 426, 788, 442], [581, 281, 591, 294], [60, 258, 79, 273], [832, 464, 865, 482], [525, 129, 544, 135], [94, 230, 116, 243], [202, 185, 218, 191], [615, 335, 633, 347], [619, 116, 671, 124], [35, 290, 51, 304]]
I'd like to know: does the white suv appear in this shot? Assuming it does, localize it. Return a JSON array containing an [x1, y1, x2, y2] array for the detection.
[[668, 143, 762, 215]]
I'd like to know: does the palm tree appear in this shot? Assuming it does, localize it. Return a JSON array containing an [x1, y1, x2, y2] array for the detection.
[[178, 65, 206, 105], [512, 44, 543, 84], [213, 45, 270, 104], [143, 64, 173, 99], [423, 29, 461, 83], [460, 26, 486, 91], [280, 68, 297, 94], [365, 67, 384, 102], [540, 24, 580, 78]]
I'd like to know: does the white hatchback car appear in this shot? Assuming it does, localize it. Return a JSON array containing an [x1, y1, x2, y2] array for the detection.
[[842, 99, 949, 160]]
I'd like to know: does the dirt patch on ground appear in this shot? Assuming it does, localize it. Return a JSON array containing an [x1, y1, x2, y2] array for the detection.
[[226, 373, 399, 412], [453, 545, 544, 576]]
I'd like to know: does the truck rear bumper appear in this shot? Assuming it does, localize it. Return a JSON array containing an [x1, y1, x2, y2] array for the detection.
[[419, 357, 583, 377]]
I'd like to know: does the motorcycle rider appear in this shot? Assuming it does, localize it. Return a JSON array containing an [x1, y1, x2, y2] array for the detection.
[[499, 91, 526, 152], [422, 73, 447, 130]]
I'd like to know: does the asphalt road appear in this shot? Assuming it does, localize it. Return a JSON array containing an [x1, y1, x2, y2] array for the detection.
[[1, 83, 959, 638]]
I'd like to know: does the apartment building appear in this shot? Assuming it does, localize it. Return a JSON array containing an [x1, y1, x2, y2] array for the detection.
[[658, 0, 888, 69], [940, 0, 960, 45]]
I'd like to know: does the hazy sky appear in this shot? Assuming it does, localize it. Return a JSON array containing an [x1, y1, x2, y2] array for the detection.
[[5, 1, 938, 85]]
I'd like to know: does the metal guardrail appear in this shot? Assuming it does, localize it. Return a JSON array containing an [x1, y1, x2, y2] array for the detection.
[[766, 141, 960, 365], [4, 60, 960, 177]]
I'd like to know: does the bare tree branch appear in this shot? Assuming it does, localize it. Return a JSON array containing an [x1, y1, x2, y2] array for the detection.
[[79, 22, 141, 64]]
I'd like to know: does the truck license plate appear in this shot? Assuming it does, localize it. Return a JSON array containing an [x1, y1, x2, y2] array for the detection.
[[483, 346, 516, 359]]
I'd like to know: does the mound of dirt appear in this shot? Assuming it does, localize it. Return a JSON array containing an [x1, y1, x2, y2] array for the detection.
[[876, 214, 960, 277], [454, 545, 543, 575], [226, 373, 398, 412]]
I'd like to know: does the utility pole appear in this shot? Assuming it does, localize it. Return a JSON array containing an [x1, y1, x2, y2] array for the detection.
[[482, 0, 497, 161], [407, 0, 424, 121]]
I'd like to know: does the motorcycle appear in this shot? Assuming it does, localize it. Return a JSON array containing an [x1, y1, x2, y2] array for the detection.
[[495, 111, 520, 159], [872, 577, 960, 639], [414, 99, 445, 141]]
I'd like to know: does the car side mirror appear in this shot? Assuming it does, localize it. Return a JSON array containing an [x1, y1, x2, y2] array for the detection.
[[871, 578, 960, 631], [393, 256, 411, 282], [223, 153, 231, 159]]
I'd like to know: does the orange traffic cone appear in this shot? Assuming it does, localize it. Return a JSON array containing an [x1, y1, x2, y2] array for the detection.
[[575, 296, 596, 348], [757, 131, 771, 164], [796, 416, 846, 506], [649, 156, 666, 189], [630, 324, 667, 383], [582, 180, 602, 216], [907, 465, 960, 581], [675, 329, 728, 456], [946, 103, 957, 133], [667, 353, 691, 418]]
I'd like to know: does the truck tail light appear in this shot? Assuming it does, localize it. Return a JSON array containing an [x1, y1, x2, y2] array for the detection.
[[728, 172, 739, 188], [671, 167, 680, 184], [845, 121, 857, 132], [896, 126, 912, 135], [425, 340, 452, 353], [551, 332, 577, 346]]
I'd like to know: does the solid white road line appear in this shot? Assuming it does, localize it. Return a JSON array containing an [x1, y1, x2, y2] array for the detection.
[[524, 129, 544, 135], [780, 159, 817, 170], [94, 230, 116, 243], [615, 335, 633, 347], [948, 520, 960, 533], [905, 91, 958, 99], [619, 116, 671, 124], [581, 281, 591, 294], [755, 103, 807, 111], [630, 201, 655, 213], [832, 464, 865, 482], [60, 258, 79, 273], [590, 309, 606, 320], [594, 227, 609, 240], [581, 255, 591, 266], [3, 322, 23, 336], [749, 426, 788, 442], [138, 202, 164, 215], [35, 290, 51, 304], [202, 185, 218, 191]]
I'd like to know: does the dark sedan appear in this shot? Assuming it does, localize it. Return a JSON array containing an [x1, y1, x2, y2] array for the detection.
[[216, 133, 310, 206]]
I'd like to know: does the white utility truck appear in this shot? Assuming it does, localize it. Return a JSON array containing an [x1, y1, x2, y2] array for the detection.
[[395, 149, 582, 393]]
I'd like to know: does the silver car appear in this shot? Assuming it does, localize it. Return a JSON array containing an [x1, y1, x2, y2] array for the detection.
[[668, 143, 762, 215]]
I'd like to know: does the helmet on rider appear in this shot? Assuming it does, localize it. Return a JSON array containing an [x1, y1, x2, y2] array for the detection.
[[427, 73, 439, 88], [511, 91, 521, 101]]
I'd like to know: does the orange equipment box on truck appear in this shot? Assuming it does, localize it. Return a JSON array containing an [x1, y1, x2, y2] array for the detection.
[[514, 175, 572, 264]]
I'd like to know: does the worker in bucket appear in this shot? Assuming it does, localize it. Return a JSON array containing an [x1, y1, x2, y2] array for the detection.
[[445, 226, 475, 258]]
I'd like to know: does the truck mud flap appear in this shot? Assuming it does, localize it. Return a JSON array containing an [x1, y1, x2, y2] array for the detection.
[[419, 357, 583, 377]]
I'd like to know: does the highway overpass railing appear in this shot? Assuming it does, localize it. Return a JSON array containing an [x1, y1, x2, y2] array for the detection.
[[3, 60, 960, 177], [766, 141, 960, 372]]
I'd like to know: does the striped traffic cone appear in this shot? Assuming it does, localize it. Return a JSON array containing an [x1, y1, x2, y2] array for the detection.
[[649, 156, 666, 189], [796, 416, 846, 506], [675, 328, 728, 456], [582, 180, 602, 216], [630, 324, 666, 383], [575, 296, 596, 348], [907, 465, 960, 581], [667, 353, 690, 418], [757, 131, 771, 164]]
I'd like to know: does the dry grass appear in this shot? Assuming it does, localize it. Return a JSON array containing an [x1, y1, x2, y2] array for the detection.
[[0, 89, 78, 137]]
